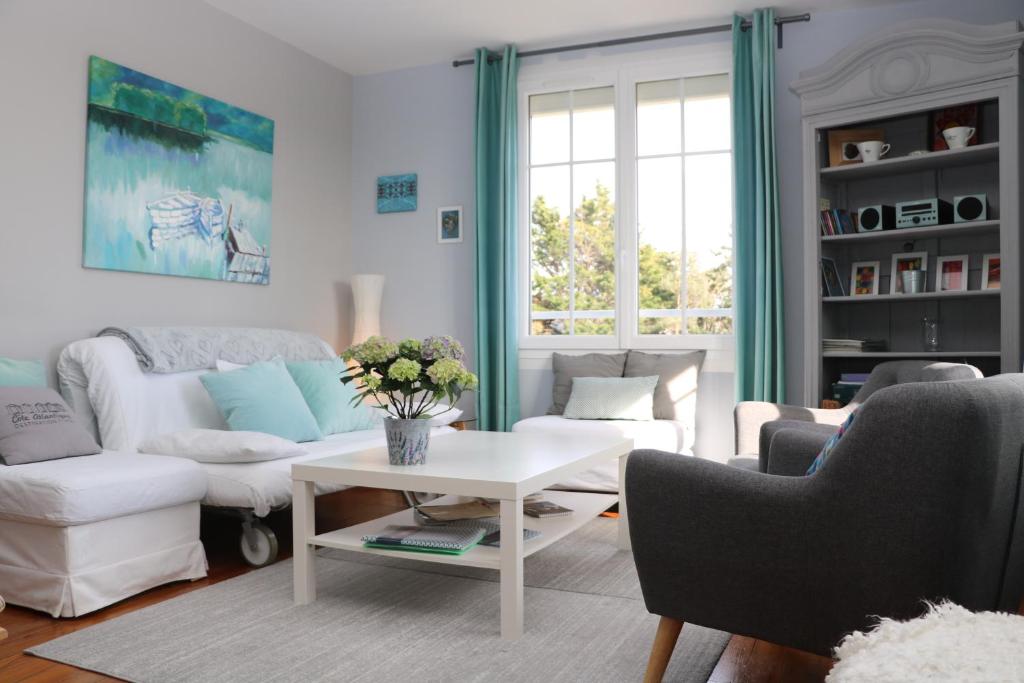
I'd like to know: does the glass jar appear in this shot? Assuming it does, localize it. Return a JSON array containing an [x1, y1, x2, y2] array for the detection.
[[922, 317, 940, 352]]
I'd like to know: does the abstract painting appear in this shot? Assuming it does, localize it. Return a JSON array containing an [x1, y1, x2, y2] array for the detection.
[[377, 173, 417, 213], [83, 56, 274, 285]]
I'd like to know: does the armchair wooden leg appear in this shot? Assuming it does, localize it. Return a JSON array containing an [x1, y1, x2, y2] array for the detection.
[[643, 616, 684, 683]]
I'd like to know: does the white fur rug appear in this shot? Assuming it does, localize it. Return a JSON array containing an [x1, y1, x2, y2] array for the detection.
[[827, 602, 1024, 682]]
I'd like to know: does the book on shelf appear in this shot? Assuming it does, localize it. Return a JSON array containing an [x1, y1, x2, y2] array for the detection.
[[361, 524, 486, 555], [840, 372, 870, 383], [819, 209, 856, 236], [822, 338, 887, 353], [523, 501, 574, 518]]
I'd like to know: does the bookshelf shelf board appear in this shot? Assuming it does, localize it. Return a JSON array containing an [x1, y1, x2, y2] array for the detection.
[[820, 220, 999, 244], [822, 351, 1001, 358], [819, 142, 999, 181], [823, 289, 1000, 304]]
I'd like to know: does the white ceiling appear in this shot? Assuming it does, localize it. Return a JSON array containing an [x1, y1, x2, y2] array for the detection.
[[205, 0, 917, 76]]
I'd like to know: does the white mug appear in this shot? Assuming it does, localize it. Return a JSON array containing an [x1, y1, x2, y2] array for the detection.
[[856, 140, 890, 163], [942, 126, 976, 149]]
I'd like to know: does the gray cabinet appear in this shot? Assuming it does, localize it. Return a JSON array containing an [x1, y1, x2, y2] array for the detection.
[[791, 19, 1023, 405]]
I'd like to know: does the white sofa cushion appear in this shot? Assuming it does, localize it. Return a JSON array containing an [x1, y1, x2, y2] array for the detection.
[[0, 451, 207, 526], [512, 415, 689, 492], [200, 426, 455, 516], [139, 429, 305, 464]]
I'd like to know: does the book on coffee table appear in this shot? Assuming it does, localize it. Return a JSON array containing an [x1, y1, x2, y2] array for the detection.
[[416, 500, 497, 523], [362, 524, 486, 555], [523, 501, 573, 518]]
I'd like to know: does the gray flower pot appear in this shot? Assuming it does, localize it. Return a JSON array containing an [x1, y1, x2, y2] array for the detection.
[[383, 418, 431, 465]]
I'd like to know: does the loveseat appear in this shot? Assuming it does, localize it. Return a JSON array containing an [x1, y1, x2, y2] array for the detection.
[[513, 350, 703, 491]]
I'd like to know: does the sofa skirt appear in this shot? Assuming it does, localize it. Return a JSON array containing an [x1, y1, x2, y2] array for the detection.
[[0, 502, 207, 617]]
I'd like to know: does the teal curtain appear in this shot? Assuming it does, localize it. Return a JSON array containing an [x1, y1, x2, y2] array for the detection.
[[474, 46, 520, 431], [733, 10, 785, 403]]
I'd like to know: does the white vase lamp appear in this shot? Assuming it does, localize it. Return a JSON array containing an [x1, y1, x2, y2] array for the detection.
[[351, 274, 385, 345]]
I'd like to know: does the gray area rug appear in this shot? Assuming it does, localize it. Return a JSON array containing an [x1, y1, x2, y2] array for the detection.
[[29, 518, 730, 682]]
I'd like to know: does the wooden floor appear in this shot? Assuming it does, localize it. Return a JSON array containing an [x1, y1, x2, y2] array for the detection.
[[0, 487, 833, 682]]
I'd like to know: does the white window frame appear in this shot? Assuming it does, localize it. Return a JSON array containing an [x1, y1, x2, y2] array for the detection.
[[517, 45, 735, 356]]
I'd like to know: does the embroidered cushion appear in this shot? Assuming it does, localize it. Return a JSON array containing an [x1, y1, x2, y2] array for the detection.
[[806, 410, 857, 475], [0, 387, 102, 465]]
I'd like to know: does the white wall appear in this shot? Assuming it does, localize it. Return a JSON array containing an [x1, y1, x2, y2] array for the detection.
[[0, 0, 354, 376], [348, 62, 478, 406]]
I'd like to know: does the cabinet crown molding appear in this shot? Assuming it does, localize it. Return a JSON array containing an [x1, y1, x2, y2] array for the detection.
[[790, 19, 1024, 115]]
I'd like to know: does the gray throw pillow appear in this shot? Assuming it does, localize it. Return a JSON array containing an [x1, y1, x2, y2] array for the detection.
[[623, 350, 705, 421], [548, 352, 627, 415], [0, 387, 102, 465]]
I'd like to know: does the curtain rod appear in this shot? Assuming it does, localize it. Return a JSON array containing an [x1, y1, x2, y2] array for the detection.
[[451, 13, 810, 67]]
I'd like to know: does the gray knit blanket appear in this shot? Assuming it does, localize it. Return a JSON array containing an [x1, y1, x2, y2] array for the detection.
[[98, 326, 334, 373]]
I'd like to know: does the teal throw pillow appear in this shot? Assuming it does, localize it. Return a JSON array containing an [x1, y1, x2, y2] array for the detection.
[[286, 358, 382, 435], [806, 410, 857, 475], [200, 360, 323, 443], [563, 376, 659, 421], [0, 358, 46, 387]]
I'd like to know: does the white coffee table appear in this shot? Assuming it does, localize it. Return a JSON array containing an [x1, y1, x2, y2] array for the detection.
[[291, 430, 633, 640]]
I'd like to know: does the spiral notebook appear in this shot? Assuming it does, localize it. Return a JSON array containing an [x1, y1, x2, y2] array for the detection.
[[361, 525, 486, 555]]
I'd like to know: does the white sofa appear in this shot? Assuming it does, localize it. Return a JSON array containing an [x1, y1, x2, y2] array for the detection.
[[0, 451, 207, 617], [513, 350, 702, 492], [512, 416, 689, 491], [57, 333, 453, 566]]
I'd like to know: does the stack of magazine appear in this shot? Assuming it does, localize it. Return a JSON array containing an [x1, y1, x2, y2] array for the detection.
[[361, 525, 487, 555]]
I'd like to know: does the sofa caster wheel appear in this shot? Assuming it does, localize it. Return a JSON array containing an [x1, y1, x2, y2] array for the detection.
[[240, 521, 278, 567]]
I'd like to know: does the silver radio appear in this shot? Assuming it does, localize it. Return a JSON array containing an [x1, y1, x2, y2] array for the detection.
[[895, 198, 953, 228]]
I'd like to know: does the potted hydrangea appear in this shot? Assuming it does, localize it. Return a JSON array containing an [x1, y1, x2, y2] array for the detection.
[[341, 335, 478, 465]]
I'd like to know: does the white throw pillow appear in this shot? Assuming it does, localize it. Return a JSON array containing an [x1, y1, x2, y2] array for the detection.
[[563, 376, 659, 421], [139, 428, 305, 464], [216, 359, 247, 372]]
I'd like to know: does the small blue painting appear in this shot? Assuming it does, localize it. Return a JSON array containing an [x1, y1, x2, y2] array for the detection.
[[377, 173, 418, 213]]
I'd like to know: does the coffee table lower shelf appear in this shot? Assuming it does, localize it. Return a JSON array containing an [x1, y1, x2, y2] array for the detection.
[[310, 490, 618, 570]]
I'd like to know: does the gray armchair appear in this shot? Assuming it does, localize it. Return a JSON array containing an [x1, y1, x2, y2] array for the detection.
[[627, 375, 1024, 681], [733, 360, 983, 460]]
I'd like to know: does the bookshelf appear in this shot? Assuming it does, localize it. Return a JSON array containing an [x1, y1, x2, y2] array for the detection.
[[791, 19, 1023, 406]]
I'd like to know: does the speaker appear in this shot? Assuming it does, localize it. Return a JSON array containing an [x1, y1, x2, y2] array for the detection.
[[857, 205, 895, 232], [953, 194, 987, 223]]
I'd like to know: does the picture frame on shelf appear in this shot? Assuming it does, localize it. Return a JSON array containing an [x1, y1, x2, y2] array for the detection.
[[437, 205, 463, 243], [850, 261, 880, 296], [890, 251, 929, 294], [936, 255, 969, 292], [826, 128, 884, 167], [821, 257, 845, 297], [982, 253, 1001, 290]]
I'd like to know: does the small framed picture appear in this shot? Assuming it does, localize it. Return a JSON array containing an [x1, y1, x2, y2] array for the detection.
[[936, 255, 969, 292], [437, 206, 463, 243], [890, 251, 929, 294], [850, 260, 880, 296], [982, 253, 1001, 290], [820, 257, 845, 297]]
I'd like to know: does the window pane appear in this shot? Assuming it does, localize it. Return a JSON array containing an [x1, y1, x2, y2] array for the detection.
[[637, 157, 682, 335], [637, 80, 681, 157], [530, 91, 570, 165], [572, 162, 615, 335], [572, 87, 615, 161], [684, 74, 730, 153], [530, 165, 570, 335], [684, 153, 732, 334]]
